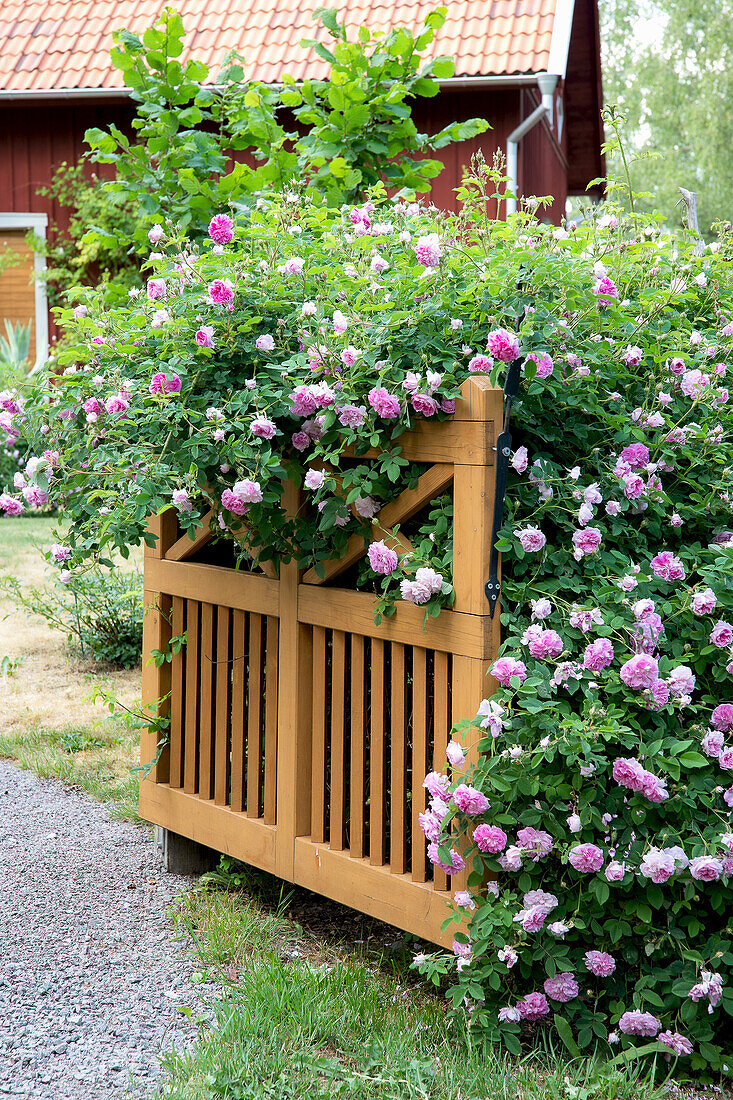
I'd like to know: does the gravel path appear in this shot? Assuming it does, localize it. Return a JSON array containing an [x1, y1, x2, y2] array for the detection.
[[0, 760, 212, 1099]]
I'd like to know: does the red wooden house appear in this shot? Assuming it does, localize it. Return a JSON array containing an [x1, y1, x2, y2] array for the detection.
[[0, 0, 604, 362]]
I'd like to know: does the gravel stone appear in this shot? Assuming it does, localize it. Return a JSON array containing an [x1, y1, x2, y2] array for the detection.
[[0, 761, 214, 1099]]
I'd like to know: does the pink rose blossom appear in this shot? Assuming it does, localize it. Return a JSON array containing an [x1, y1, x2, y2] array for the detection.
[[585, 951, 616, 977], [583, 638, 614, 671], [711, 703, 733, 732], [659, 1032, 693, 1056], [572, 527, 602, 557], [251, 417, 277, 440], [605, 860, 627, 882], [620, 654, 659, 689], [594, 276, 618, 302], [367, 540, 398, 575], [511, 446, 528, 474], [473, 824, 507, 853], [221, 489, 248, 515], [411, 392, 439, 417], [490, 656, 527, 687], [710, 621, 733, 648], [414, 233, 442, 267], [195, 326, 215, 348], [452, 784, 490, 815], [446, 740, 465, 768], [690, 856, 724, 882], [146, 278, 166, 299], [527, 351, 553, 378], [468, 354, 492, 374], [619, 1011, 660, 1037], [516, 827, 553, 860], [650, 550, 685, 581], [423, 771, 451, 801], [527, 628, 563, 660], [544, 973, 579, 1002], [702, 729, 725, 757], [368, 387, 401, 419], [208, 279, 234, 305], [487, 328, 520, 362], [517, 992, 550, 1020], [692, 588, 717, 615], [427, 843, 465, 875], [515, 526, 546, 553], [208, 213, 234, 244], [568, 843, 604, 873], [639, 847, 676, 883], [255, 334, 275, 353]]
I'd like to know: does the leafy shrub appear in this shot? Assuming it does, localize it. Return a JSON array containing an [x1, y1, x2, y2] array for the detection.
[[9, 150, 733, 1076], [82, 6, 487, 250], [0, 567, 142, 668]]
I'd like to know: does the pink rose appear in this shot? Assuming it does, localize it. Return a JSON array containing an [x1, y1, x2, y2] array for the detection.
[[195, 326, 215, 348], [490, 656, 527, 687], [619, 1011, 660, 1037], [619, 442, 650, 469], [544, 973, 579, 1002], [221, 489, 248, 515], [474, 824, 508, 853], [527, 351, 553, 378], [487, 327, 520, 362], [208, 213, 234, 244], [367, 539, 398, 575], [468, 354, 492, 374], [619, 654, 659, 689], [711, 703, 733, 732], [368, 387, 401, 419], [568, 843, 604, 873], [583, 638, 614, 671], [517, 992, 549, 1020], [251, 417, 277, 440], [452, 784, 490, 816], [414, 233, 442, 268], [584, 951, 616, 977], [515, 526, 546, 553], [710, 621, 733, 648], [208, 279, 234, 305], [689, 856, 723, 882], [146, 278, 166, 299], [650, 550, 685, 581], [411, 392, 439, 417], [572, 527, 602, 557], [691, 588, 717, 615], [149, 372, 182, 396]]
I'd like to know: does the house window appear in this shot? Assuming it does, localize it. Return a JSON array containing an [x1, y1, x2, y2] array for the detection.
[[0, 213, 49, 368]]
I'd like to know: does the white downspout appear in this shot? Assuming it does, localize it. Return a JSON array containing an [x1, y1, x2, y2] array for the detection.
[[506, 73, 559, 216]]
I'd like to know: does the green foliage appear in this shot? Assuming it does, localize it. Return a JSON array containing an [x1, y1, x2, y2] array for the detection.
[[32, 161, 138, 315], [600, 0, 733, 235], [0, 320, 32, 375], [0, 567, 143, 668], [82, 5, 488, 252]]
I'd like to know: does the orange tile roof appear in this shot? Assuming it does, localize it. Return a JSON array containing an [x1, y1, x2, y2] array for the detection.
[[0, 0, 559, 95]]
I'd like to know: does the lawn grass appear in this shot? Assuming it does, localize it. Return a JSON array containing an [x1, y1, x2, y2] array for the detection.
[[154, 868, 669, 1100], [0, 717, 143, 822]]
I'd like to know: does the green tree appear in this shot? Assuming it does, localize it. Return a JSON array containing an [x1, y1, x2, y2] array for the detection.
[[84, 6, 488, 250], [600, 0, 733, 234]]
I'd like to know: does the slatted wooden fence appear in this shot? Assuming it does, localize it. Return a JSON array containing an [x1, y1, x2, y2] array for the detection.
[[139, 376, 502, 946]]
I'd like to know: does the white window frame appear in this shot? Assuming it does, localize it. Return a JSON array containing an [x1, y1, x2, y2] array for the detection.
[[0, 211, 49, 368]]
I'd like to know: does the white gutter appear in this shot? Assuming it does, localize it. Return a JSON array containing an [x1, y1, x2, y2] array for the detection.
[[506, 73, 559, 216], [0, 71, 547, 102]]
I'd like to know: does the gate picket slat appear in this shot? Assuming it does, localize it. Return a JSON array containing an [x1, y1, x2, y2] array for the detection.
[[390, 643, 406, 874], [369, 639, 386, 865], [247, 613, 263, 818], [411, 647, 428, 883], [230, 610, 247, 812], [198, 602, 216, 801], [169, 596, 185, 788], [311, 626, 327, 843], [350, 635, 366, 858], [330, 630, 346, 851], [214, 606, 230, 806], [432, 650, 449, 892], [263, 617, 279, 824], [183, 600, 200, 795]]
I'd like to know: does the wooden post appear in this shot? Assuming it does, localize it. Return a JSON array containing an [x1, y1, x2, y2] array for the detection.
[[141, 509, 178, 786], [275, 478, 313, 879]]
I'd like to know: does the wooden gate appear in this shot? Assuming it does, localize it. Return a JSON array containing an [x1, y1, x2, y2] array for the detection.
[[139, 377, 502, 946]]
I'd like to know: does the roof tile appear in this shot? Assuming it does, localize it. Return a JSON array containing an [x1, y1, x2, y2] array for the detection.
[[0, 0, 558, 93]]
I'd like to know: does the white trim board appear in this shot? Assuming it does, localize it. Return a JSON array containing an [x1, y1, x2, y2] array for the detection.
[[548, 0, 576, 79], [0, 212, 49, 368]]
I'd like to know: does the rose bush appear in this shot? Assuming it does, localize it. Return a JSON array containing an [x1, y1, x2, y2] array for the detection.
[[6, 156, 733, 1074]]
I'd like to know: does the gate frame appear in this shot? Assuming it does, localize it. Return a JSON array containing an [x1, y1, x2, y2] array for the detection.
[[139, 376, 502, 946]]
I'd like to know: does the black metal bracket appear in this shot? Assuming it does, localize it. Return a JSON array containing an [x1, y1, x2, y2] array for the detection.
[[484, 357, 522, 618]]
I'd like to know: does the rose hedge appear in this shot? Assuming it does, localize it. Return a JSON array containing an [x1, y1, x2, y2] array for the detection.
[[6, 168, 733, 1074]]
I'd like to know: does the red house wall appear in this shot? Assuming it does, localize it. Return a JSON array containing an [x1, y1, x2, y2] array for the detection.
[[0, 89, 568, 343]]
